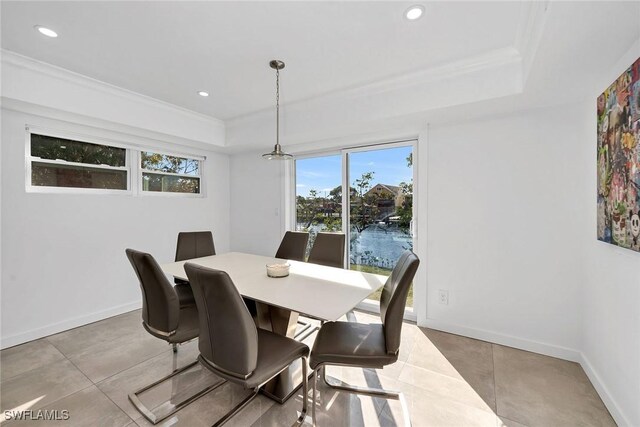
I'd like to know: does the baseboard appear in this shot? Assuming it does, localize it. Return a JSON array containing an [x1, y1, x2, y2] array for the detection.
[[0, 301, 142, 349], [579, 352, 631, 427], [422, 318, 581, 362]]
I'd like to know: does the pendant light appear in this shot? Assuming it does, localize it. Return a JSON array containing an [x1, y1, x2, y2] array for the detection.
[[262, 60, 293, 160]]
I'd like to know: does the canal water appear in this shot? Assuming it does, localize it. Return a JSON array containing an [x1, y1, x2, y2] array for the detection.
[[350, 224, 413, 270], [299, 223, 412, 270]]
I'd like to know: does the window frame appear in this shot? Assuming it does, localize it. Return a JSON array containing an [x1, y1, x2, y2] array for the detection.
[[138, 149, 204, 198], [25, 126, 206, 198], [25, 126, 132, 195]]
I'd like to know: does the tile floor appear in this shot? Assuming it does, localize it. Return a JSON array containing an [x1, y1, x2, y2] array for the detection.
[[0, 310, 615, 426]]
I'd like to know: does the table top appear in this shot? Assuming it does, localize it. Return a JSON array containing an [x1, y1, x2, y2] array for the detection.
[[160, 252, 387, 322]]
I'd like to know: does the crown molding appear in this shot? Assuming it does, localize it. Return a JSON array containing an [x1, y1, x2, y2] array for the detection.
[[1, 49, 225, 147], [515, 0, 550, 85], [226, 46, 523, 149], [1, 97, 226, 156], [0, 49, 224, 128], [230, 46, 522, 122]]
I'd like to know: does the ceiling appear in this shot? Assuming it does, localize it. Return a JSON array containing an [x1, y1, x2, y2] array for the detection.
[[1, 1, 525, 120]]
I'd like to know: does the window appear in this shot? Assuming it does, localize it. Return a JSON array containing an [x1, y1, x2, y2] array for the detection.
[[140, 151, 201, 194], [26, 129, 205, 196], [28, 133, 128, 191]]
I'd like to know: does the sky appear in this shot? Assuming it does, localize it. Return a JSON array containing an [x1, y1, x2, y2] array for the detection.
[[295, 145, 412, 198]]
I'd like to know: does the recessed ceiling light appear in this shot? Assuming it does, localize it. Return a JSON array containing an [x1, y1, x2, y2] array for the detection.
[[34, 25, 58, 38], [405, 5, 425, 21], [197, 91, 209, 97]]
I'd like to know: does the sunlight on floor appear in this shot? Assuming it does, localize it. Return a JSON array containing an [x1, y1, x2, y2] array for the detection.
[[0, 395, 46, 424]]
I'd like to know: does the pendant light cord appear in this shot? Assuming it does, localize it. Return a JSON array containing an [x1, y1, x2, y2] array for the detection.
[[275, 67, 280, 148]]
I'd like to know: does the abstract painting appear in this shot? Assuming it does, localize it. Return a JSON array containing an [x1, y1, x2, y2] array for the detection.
[[597, 57, 640, 251]]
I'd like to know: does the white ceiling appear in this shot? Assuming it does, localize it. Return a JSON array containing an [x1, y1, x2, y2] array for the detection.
[[1, 1, 524, 120]]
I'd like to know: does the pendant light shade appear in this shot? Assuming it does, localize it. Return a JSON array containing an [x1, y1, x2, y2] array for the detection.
[[262, 60, 292, 160]]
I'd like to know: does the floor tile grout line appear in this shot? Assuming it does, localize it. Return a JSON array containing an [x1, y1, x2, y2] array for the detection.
[[46, 328, 173, 425], [394, 357, 498, 416], [46, 337, 97, 387], [0, 341, 68, 384], [42, 311, 141, 350], [92, 346, 183, 424], [95, 380, 137, 426], [47, 328, 162, 362], [93, 344, 184, 386]]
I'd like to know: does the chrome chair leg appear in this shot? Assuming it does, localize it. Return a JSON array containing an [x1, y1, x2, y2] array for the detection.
[[213, 388, 260, 427], [172, 343, 178, 353], [295, 355, 309, 426], [129, 360, 226, 425], [212, 355, 309, 427], [311, 364, 411, 427], [311, 368, 318, 427]]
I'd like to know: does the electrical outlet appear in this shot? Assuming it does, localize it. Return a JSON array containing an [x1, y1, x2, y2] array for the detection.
[[438, 289, 449, 305]]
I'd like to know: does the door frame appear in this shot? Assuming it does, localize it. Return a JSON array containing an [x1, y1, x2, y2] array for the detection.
[[285, 138, 420, 322]]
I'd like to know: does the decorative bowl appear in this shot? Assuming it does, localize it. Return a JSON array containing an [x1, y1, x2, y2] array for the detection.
[[266, 263, 290, 278]]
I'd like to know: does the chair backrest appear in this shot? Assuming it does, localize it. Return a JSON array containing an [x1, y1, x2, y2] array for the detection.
[[379, 250, 420, 355], [175, 231, 216, 262], [125, 249, 180, 335], [275, 231, 309, 262], [185, 263, 258, 379], [308, 232, 345, 268]]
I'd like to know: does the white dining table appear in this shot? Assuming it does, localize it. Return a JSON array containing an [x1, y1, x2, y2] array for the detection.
[[160, 251, 387, 322], [160, 251, 387, 403]]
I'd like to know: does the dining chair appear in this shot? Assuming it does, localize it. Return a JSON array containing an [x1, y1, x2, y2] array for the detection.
[[125, 249, 224, 424], [184, 263, 310, 426], [294, 232, 347, 341], [309, 250, 420, 427], [174, 231, 216, 307], [307, 232, 345, 268], [175, 230, 260, 315], [275, 231, 309, 261]]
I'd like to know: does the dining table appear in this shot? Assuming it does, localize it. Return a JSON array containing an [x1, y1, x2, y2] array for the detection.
[[160, 251, 387, 404]]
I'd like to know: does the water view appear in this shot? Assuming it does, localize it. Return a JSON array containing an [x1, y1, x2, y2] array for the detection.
[[295, 145, 414, 306]]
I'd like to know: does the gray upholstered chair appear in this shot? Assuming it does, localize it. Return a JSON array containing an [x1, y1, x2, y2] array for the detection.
[[309, 250, 420, 427], [174, 231, 216, 306], [307, 232, 345, 268], [295, 232, 346, 341], [275, 231, 309, 261], [125, 249, 224, 424], [185, 263, 310, 426], [174, 230, 261, 315]]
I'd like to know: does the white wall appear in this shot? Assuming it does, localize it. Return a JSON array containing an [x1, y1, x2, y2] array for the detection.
[[579, 40, 640, 427], [425, 105, 588, 358], [229, 152, 285, 256], [1, 109, 230, 350]]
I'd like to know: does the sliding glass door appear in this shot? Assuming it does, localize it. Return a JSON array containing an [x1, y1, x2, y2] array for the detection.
[[293, 141, 416, 313], [346, 144, 414, 309]]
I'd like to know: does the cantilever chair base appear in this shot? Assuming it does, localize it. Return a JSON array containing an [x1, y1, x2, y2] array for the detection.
[[311, 364, 411, 427], [128, 360, 226, 425], [207, 354, 309, 427]]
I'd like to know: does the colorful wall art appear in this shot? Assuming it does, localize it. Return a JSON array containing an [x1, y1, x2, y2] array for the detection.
[[597, 57, 640, 252]]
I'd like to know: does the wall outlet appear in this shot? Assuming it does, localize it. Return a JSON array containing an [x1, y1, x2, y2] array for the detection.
[[438, 289, 449, 305]]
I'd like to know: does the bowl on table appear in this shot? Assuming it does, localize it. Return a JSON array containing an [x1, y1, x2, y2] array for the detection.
[[266, 263, 290, 278]]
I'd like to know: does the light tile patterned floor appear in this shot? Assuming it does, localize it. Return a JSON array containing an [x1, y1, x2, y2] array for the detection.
[[0, 310, 615, 426]]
